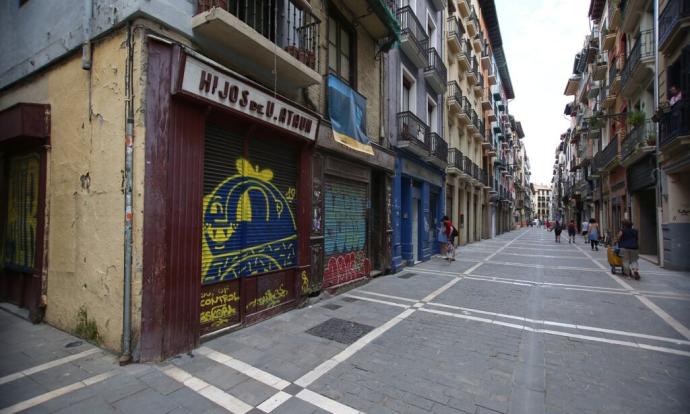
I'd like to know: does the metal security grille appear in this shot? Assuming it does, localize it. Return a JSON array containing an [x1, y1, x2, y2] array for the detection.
[[3, 153, 40, 272], [323, 177, 369, 288], [201, 125, 298, 284]]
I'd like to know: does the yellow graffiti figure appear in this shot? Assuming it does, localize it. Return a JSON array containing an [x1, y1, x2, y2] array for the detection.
[[202, 158, 297, 283]]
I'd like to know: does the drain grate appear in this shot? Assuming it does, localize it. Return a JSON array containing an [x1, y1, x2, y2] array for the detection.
[[398, 272, 417, 279], [341, 297, 359, 303], [322, 303, 342, 311], [305, 318, 375, 345]]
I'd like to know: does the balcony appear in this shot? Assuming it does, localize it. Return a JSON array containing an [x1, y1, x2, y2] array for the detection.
[[458, 96, 472, 125], [457, 0, 471, 18], [602, 85, 617, 109], [621, 120, 655, 166], [467, 110, 479, 134], [426, 132, 449, 167], [467, 56, 479, 85], [463, 155, 474, 178], [481, 93, 492, 111], [621, 30, 654, 98], [592, 57, 607, 81], [397, 6, 429, 68], [192, 0, 321, 89], [473, 31, 484, 54], [481, 45, 491, 70], [599, 136, 621, 171], [482, 169, 491, 189], [609, 59, 621, 95], [425, 48, 448, 94], [473, 119, 484, 141], [457, 39, 472, 72], [447, 148, 464, 177], [446, 16, 464, 55], [660, 99, 690, 150], [447, 81, 462, 114], [328, 0, 400, 41], [564, 75, 581, 96], [602, 28, 617, 52], [660, 0, 690, 53], [397, 111, 429, 157], [465, 7, 479, 37], [473, 70, 484, 97], [487, 63, 497, 85], [621, 0, 645, 33]]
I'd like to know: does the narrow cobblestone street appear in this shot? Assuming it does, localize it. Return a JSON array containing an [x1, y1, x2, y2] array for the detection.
[[2, 228, 690, 414]]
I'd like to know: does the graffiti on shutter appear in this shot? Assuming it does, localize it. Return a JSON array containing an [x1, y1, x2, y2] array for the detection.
[[323, 179, 369, 288], [3, 154, 40, 272]]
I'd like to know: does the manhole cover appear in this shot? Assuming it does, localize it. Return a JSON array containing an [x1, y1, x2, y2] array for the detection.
[[398, 272, 417, 279], [322, 303, 342, 311], [341, 297, 359, 303], [305, 318, 375, 345]]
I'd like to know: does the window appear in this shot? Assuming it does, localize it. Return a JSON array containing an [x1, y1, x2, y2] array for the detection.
[[427, 96, 437, 133], [328, 10, 355, 85], [401, 67, 416, 113], [427, 14, 436, 50]]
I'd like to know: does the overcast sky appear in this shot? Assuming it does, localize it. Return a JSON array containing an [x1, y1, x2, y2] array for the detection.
[[494, 0, 591, 186]]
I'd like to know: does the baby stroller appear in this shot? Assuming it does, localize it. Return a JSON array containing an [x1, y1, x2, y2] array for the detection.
[[607, 246, 624, 274]]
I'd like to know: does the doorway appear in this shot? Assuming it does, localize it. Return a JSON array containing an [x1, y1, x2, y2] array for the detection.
[[412, 198, 419, 263]]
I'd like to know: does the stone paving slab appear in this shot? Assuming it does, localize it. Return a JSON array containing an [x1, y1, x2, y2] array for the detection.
[[433, 277, 533, 317]]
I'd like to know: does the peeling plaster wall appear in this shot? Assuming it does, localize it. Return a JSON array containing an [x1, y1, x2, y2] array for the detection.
[[0, 26, 147, 353]]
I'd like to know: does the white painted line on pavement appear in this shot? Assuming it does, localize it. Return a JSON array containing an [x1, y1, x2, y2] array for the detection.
[[197, 347, 290, 390], [0, 348, 100, 385], [575, 244, 690, 341], [500, 252, 589, 260], [342, 294, 410, 308], [484, 230, 529, 262], [424, 302, 690, 346], [352, 290, 418, 303], [417, 308, 690, 358], [256, 391, 292, 413], [295, 308, 416, 388], [160, 365, 253, 414], [295, 389, 362, 414], [0, 369, 118, 414], [421, 278, 461, 302]]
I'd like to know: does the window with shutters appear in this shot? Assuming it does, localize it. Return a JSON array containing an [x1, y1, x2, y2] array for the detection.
[[328, 7, 355, 86]]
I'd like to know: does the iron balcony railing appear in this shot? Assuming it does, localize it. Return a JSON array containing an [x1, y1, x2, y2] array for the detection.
[[469, 6, 479, 29], [461, 96, 472, 119], [660, 0, 690, 47], [447, 81, 462, 105], [621, 29, 654, 88], [476, 71, 484, 90], [198, 0, 320, 71], [463, 155, 473, 176], [427, 132, 448, 163], [397, 6, 429, 54], [481, 169, 489, 186], [470, 110, 479, 130], [609, 58, 619, 85], [660, 99, 690, 148], [600, 136, 620, 168], [426, 48, 448, 84], [397, 111, 429, 149], [448, 148, 463, 170], [622, 119, 654, 160], [472, 162, 480, 180], [447, 16, 465, 38], [461, 38, 473, 63]]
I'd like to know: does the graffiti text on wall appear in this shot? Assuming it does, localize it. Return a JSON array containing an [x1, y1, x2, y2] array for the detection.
[[323, 251, 370, 288], [202, 158, 296, 284], [4, 154, 39, 271], [247, 284, 288, 310], [200, 285, 240, 331]]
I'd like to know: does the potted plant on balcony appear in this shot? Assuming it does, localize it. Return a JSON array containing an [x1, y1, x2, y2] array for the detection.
[[588, 114, 603, 131], [646, 132, 656, 147], [627, 111, 645, 128]]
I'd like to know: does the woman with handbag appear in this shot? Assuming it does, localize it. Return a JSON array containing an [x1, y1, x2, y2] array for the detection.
[[587, 218, 600, 251]]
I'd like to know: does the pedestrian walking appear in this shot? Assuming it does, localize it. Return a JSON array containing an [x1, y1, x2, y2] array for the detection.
[[581, 219, 589, 244], [554, 221, 562, 243], [617, 219, 640, 279], [588, 218, 600, 251], [567, 220, 577, 244], [546, 219, 551, 231], [442, 216, 458, 262]]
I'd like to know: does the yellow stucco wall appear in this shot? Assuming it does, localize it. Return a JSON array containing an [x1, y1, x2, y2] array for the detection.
[[0, 26, 147, 353]]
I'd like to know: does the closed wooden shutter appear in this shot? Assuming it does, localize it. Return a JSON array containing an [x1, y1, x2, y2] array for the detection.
[[323, 177, 369, 288]]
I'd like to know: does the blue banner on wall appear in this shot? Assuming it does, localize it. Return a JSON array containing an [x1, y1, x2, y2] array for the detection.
[[327, 75, 374, 155]]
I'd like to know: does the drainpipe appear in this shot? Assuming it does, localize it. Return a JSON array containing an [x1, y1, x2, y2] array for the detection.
[[82, 0, 92, 70], [120, 22, 134, 365], [653, 0, 663, 267]]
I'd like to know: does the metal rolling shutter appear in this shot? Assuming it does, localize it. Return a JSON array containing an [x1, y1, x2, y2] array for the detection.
[[202, 125, 244, 284], [323, 177, 368, 287], [246, 136, 299, 273]]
